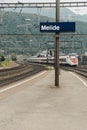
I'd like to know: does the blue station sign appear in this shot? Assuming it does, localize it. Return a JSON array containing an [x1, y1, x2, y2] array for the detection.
[[40, 22, 75, 33]]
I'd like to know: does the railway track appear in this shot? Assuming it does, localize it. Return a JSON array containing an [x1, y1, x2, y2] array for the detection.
[[60, 65, 87, 78], [0, 62, 46, 86]]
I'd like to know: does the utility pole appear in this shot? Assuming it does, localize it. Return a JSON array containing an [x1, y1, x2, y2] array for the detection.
[[55, 0, 60, 87]]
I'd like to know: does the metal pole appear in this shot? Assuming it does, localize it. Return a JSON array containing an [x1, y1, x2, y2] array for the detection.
[[55, 0, 60, 87]]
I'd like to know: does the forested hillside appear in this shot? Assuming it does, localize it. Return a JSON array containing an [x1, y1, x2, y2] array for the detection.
[[0, 11, 87, 56]]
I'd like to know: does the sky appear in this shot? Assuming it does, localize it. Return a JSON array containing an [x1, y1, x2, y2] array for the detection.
[[0, 0, 87, 15]]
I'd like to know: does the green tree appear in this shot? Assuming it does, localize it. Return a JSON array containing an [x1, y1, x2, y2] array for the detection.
[[11, 53, 17, 61], [0, 55, 5, 61]]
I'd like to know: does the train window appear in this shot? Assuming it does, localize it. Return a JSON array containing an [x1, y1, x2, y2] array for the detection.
[[60, 58, 66, 62]]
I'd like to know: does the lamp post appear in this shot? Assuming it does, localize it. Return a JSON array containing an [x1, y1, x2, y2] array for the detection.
[[44, 42, 49, 64], [46, 43, 49, 65], [25, 19, 31, 34], [29, 39, 32, 48]]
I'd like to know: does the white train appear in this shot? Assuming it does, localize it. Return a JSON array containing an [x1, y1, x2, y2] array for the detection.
[[26, 50, 53, 64], [59, 54, 78, 66], [26, 51, 78, 66]]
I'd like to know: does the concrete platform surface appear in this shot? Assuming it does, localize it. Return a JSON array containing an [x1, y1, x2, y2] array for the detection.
[[0, 69, 87, 130]]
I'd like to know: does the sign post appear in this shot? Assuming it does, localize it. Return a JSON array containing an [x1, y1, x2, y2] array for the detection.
[[55, 0, 60, 87], [40, 1, 75, 87]]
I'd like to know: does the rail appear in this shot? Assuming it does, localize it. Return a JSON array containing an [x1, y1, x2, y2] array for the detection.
[[61, 65, 87, 78], [0, 62, 46, 86]]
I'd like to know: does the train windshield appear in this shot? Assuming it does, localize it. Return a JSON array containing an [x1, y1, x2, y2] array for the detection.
[[70, 55, 76, 59], [69, 53, 77, 59]]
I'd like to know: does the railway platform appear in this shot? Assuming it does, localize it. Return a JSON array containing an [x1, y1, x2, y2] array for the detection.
[[0, 69, 87, 130]]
